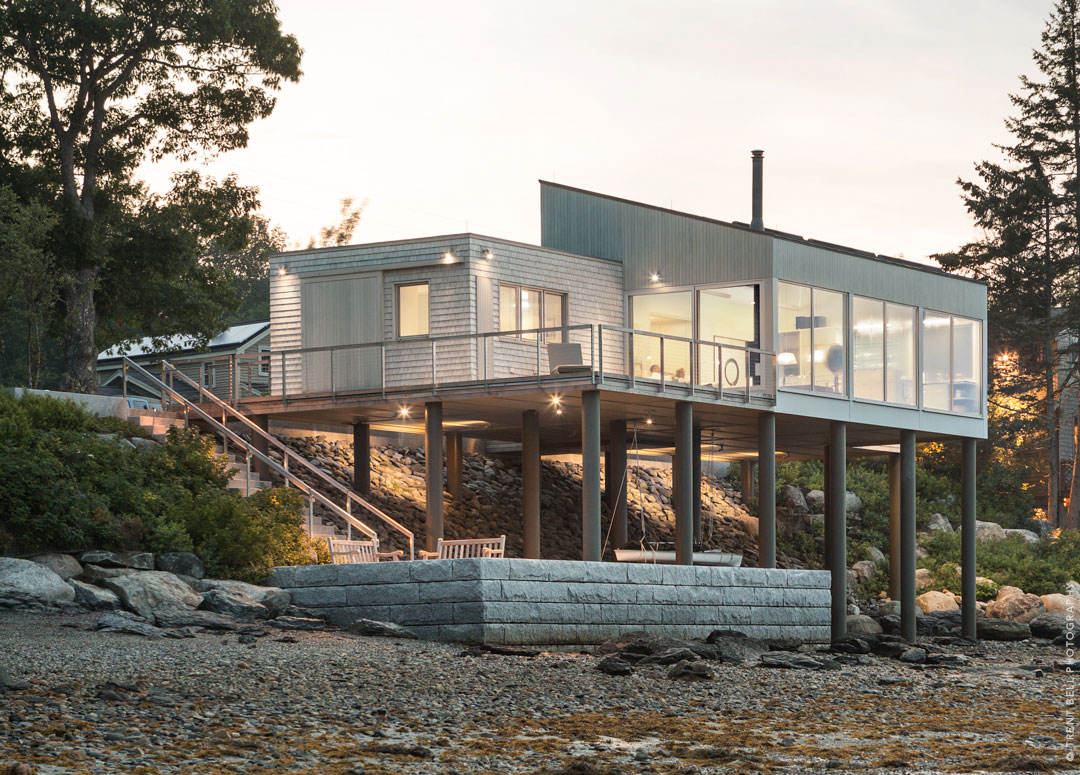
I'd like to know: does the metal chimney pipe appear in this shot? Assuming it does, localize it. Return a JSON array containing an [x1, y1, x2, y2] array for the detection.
[[750, 150, 764, 231]]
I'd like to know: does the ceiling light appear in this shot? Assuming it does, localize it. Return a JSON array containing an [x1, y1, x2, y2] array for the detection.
[[551, 395, 561, 406], [398, 406, 411, 418], [645, 416, 654, 425]]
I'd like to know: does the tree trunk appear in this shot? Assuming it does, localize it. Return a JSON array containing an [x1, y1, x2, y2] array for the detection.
[[1067, 418, 1080, 530], [61, 266, 99, 393], [1048, 335, 1061, 527]]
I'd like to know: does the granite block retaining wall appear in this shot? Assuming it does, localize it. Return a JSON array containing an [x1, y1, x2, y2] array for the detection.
[[269, 559, 831, 645]]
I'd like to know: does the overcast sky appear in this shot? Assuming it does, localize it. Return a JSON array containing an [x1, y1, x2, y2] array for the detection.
[[144, 0, 1051, 264]]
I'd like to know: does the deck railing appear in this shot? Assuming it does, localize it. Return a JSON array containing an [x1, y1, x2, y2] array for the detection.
[[175, 324, 776, 406]]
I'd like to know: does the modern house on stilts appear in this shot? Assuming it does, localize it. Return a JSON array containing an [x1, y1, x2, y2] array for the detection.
[[136, 152, 988, 646]]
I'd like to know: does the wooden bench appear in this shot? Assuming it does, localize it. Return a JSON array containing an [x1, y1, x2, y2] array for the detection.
[[418, 535, 506, 560], [326, 537, 404, 564]]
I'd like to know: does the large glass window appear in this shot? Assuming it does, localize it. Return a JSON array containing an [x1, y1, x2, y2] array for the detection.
[[886, 303, 916, 405], [853, 297, 885, 402], [922, 311, 952, 411], [951, 317, 982, 414], [396, 282, 429, 338], [631, 291, 692, 381], [813, 289, 846, 394], [499, 283, 565, 342], [778, 283, 812, 390], [778, 283, 846, 394], [698, 286, 757, 389]]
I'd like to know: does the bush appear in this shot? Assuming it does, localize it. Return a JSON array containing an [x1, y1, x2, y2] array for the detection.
[[163, 487, 324, 583], [919, 530, 1080, 596]]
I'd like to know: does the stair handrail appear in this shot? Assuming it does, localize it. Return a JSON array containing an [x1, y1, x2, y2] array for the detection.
[[121, 356, 380, 544], [158, 358, 416, 560]]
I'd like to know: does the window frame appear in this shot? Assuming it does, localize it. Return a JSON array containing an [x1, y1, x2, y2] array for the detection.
[[394, 281, 430, 339], [498, 282, 567, 342], [776, 281, 849, 398], [919, 309, 984, 417], [851, 295, 918, 408], [257, 346, 271, 377]]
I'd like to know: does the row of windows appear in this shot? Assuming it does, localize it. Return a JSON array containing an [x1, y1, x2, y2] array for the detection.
[[778, 281, 983, 414], [393, 281, 567, 340]]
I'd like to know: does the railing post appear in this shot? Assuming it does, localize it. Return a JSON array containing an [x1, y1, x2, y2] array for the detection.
[[232, 354, 239, 407], [330, 346, 335, 401], [122, 362, 128, 402], [432, 340, 438, 392], [281, 351, 288, 406], [536, 334, 542, 387], [689, 336, 696, 396], [483, 336, 488, 388], [598, 326, 604, 385], [380, 345, 386, 399], [161, 363, 167, 411], [745, 348, 751, 402], [245, 451, 251, 497], [660, 336, 666, 391], [718, 345, 725, 401], [629, 331, 635, 389], [307, 495, 314, 536]]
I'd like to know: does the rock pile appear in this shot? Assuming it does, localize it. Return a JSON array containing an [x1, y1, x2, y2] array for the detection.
[[0, 552, 313, 638], [275, 435, 772, 564]]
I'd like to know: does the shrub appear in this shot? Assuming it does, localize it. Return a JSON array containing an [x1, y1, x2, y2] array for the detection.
[[165, 487, 323, 583], [975, 578, 999, 601], [919, 530, 1080, 596]]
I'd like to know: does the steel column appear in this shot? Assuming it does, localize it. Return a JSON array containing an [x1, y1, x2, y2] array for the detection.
[[608, 419, 628, 550], [740, 461, 753, 505], [446, 432, 463, 502], [692, 427, 703, 544], [581, 390, 602, 562], [522, 410, 541, 560], [888, 453, 901, 600], [425, 402, 444, 552], [352, 421, 371, 495], [828, 422, 847, 639], [757, 413, 776, 568], [900, 430, 917, 643], [674, 401, 694, 565], [961, 437, 978, 641]]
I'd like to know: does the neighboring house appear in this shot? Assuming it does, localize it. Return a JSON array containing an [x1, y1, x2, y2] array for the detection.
[[1056, 324, 1079, 519], [97, 321, 271, 402]]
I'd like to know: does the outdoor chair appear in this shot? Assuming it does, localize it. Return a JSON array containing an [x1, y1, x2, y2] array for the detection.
[[547, 343, 592, 376], [326, 537, 404, 564], [418, 535, 506, 559]]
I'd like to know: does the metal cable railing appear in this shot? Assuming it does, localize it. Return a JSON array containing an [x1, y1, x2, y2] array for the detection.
[[158, 359, 415, 560], [121, 356, 385, 549]]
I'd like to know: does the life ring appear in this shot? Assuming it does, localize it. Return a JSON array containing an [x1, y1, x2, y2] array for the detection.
[[723, 357, 740, 386]]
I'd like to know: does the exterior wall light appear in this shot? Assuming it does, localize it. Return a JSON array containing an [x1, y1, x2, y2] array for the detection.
[[398, 406, 411, 418], [443, 251, 455, 264], [649, 272, 660, 283], [483, 249, 495, 260], [278, 264, 288, 276]]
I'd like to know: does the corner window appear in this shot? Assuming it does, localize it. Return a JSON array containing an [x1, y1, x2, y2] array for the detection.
[[853, 297, 916, 406], [396, 282, 429, 338], [778, 282, 847, 395], [498, 283, 566, 342], [922, 311, 983, 414]]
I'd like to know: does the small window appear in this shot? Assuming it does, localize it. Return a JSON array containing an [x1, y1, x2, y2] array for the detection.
[[257, 346, 271, 377], [203, 364, 216, 388], [498, 283, 566, 341], [396, 282, 429, 338]]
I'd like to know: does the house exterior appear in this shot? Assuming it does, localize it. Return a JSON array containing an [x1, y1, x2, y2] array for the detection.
[[193, 152, 987, 643], [97, 321, 271, 403]]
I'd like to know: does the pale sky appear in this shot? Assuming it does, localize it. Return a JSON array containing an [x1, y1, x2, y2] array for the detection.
[[143, 0, 1051, 265]]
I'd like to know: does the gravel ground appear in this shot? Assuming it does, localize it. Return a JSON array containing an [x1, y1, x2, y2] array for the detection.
[[0, 610, 1075, 775]]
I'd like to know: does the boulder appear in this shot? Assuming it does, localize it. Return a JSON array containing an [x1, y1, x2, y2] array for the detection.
[[81, 564, 137, 584], [69, 579, 121, 610], [155, 552, 205, 579], [76, 550, 126, 568], [94, 611, 167, 638], [1003, 529, 1040, 544], [971, 520, 1006, 541], [667, 660, 714, 681], [705, 632, 770, 665], [876, 600, 902, 617], [101, 571, 202, 619], [916, 591, 959, 614], [154, 610, 239, 630], [0, 557, 75, 604], [639, 647, 701, 666], [851, 561, 877, 586], [805, 490, 825, 509], [780, 485, 807, 512], [977, 618, 1031, 641], [915, 568, 934, 590], [1067, 580, 1080, 598], [1041, 594, 1080, 614], [120, 551, 154, 570], [847, 615, 883, 636], [996, 585, 1024, 599], [201, 580, 290, 618], [345, 619, 419, 639], [845, 491, 863, 515], [866, 546, 886, 564], [899, 647, 927, 664], [270, 616, 326, 631], [760, 653, 840, 670], [928, 513, 953, 533], [29, 553, 82, 581], [199, 589, 269, 622], [986, 591, 1045, 624], [0, 665, 30, 692], [596, 655, 633, 676], [1029, 612, 1067, 639]]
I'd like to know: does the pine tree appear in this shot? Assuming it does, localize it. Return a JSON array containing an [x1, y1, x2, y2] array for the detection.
[[935, 0, 1080, 529]]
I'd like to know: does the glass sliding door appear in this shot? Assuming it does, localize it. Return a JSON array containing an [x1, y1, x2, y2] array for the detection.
[[778, 283, 813, 390], [812, 288, 846, 395], [853, 297, 885, 401], [885, 303, 916, 405], [697, 285, 757, 390]]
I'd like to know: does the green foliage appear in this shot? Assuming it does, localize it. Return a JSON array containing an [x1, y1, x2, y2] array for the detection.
[[0, 392, 230, 553], [162, 488, 321, 584], [919, 530, 1080, 596], [976, 578, 999, 602]]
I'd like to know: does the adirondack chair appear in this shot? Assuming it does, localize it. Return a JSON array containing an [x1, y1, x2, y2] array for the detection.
[[418, 535, 506, 560], [326, 537, 380, 564]]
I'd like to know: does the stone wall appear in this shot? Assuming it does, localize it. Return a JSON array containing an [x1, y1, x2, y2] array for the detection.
[[270, 558, 831, 645]]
